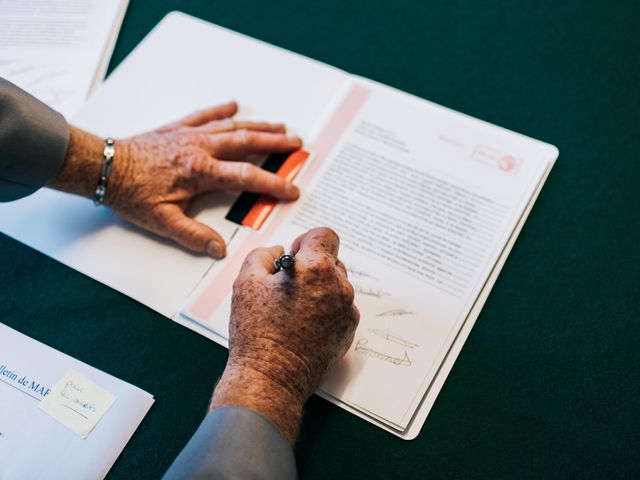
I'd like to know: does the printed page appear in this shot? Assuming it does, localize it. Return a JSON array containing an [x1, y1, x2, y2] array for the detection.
[[0, 323, 154, 479], [0, 0, 128, 118], [182, 80, 558, 431]]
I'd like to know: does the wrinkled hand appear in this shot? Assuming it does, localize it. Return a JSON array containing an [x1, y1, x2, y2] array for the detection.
[[230, 226, 359, 397], [51, 102, 302, 258], [106, 102, 301, 258], [210, 227, 360, 444]]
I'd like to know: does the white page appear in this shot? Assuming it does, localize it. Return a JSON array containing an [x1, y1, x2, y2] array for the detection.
[[0, 323, 154, 479], [0, 12, 351, 318], [0, 0, 128, 118], [182, 79, 558, 431]]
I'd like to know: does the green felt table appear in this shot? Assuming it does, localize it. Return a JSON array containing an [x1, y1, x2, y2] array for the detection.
[[2, 1, 639, 478]]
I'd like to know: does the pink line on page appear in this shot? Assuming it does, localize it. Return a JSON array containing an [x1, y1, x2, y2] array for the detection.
[[186, 84, 371, 324]]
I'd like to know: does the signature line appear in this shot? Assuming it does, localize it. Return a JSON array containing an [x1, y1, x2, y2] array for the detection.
[[60, 404, 88, 419]]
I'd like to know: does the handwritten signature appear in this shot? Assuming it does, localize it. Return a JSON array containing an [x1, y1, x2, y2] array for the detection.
[[355, 286, 390, 298], [376, 308, 415, 317], [346, 266, 377, 280], [354, 339, 412, 366], [368, 329, 419, 349]]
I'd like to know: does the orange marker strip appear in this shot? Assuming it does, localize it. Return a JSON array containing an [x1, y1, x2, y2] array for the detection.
[[241, 149, 310, 230]]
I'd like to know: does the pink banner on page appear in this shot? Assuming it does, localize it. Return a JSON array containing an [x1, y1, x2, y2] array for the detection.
[[186, 84, 371, 324]]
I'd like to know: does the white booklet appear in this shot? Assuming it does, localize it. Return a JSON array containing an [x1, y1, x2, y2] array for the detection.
[[0, 12, 557, 439], [0, 323, 154, 479]]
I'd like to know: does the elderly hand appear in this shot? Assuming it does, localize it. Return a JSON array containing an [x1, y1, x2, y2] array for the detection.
[[50, 102, 302, 258], [210, 227, 360, 444]]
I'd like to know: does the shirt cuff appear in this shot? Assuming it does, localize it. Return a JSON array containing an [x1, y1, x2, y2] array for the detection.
[[163, 407, 297, 480], [0, 77, 69, 201]]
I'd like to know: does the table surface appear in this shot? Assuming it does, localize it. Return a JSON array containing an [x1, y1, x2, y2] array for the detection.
[[2, 1, 639, 478]]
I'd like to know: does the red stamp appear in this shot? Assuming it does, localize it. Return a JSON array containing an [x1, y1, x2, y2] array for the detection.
[[471, 145, 520, 173]]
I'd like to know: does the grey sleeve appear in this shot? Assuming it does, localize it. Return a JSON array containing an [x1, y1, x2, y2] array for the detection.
[[0, 77, 69, 202], [163, 407, 297, 480]]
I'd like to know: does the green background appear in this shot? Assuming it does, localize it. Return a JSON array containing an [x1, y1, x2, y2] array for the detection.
[[2, 1, 639, 478]]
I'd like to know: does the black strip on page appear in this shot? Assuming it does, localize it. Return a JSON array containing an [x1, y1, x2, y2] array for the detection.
[[225, 152, 290, 225]]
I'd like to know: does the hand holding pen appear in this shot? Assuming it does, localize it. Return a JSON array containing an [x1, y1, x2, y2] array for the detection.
[[212, 227, 360, 445]]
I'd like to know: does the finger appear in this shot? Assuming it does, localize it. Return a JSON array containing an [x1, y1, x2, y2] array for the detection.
[[239, 245, 284, 277], [336, 259, 348, 276], [353, 304, 361, 324], [153, 204, 227, 258], [290, 227, 341, 262], [213, 161, 300, 200], [163, 102, 239, 130], [193, 119, 286, 135], [207, 130, 302, 159]]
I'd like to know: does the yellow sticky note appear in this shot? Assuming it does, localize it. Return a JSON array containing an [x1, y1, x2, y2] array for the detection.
[[39, 369, 117, 438]]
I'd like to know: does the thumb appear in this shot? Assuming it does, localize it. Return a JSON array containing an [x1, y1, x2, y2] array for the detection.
[[154, 204, 227, 258]]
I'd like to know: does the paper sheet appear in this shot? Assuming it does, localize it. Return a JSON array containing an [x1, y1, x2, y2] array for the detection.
[[0, 323, 154, 479], [0, 0, 129, 118], [182, 80, 558, 433]]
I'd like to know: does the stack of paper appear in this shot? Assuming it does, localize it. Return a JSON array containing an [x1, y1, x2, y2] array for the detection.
[[0, 0, 129, 118]]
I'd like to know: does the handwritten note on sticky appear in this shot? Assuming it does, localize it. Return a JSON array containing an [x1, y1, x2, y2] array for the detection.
[[39, 370, 116, 438]]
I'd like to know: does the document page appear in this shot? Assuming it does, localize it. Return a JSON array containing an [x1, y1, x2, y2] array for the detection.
[[0, 0, 128, 118], [0, 323, 154, 479], [182, 80, 558, 432]]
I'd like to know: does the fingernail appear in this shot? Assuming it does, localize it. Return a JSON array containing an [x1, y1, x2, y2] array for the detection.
[[288, 136, 302, 144], [207, 240, 226, 259]]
